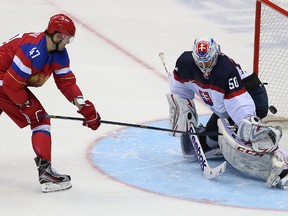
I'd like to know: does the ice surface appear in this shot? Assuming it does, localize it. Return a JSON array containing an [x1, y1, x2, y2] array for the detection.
[[0, 0, 287, 215]]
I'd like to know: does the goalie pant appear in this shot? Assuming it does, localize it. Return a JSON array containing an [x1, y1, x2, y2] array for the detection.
[[218, 118, 288, 189]]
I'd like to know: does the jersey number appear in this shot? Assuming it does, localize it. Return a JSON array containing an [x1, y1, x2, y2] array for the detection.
[[228, 77, 239, 90], [29, 47, 40, 59]]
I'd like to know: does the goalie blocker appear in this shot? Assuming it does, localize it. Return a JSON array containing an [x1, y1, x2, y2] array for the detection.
[[218, 118, 288, 189]]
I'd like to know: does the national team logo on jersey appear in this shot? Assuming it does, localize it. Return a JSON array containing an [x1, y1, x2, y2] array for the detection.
[[199, 90, 213, 106]]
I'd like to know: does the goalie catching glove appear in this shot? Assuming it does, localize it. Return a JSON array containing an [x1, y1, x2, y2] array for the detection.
[[78, 100, 101, 130], [237, 116, 282, 153]]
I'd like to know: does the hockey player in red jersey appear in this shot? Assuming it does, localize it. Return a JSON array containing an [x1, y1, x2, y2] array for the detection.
[[0, 14, 101, 192], [167, 37, 288, 189]]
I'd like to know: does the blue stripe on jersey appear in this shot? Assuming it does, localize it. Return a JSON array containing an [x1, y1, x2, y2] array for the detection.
[[52, 48, 70, 66], [32, 129, 51, 136]]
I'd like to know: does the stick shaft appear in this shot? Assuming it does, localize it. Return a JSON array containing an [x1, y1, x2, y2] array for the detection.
[[158, 52, 171, 77], [47, 115, 221, 136]]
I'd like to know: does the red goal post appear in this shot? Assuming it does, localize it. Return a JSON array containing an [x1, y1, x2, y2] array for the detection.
[[253, 0, 288, 118]]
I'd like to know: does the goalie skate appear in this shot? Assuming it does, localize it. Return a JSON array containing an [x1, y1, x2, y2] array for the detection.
[[35, 157, 72, 193]]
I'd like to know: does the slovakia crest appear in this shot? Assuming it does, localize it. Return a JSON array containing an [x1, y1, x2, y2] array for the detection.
[[199, 90, 213, 106], [196, 41, 209, 58]]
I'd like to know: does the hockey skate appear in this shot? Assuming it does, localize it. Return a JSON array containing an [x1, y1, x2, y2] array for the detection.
[[266, 149, 288, 189], [35, 157, 72, 193]]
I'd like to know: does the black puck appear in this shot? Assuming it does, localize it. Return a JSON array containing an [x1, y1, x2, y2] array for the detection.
[[269, 105, 277, 114]]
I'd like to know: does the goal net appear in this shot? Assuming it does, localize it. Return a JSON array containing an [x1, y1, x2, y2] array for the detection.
[[253, 0, 288, 120], [253, 0, 288, 149]]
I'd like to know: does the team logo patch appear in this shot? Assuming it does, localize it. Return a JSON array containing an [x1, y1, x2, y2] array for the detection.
[[199, 90, 213, 106], [196, 41, 209, 57]]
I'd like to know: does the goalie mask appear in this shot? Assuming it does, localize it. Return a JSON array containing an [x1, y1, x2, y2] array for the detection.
[[192, 37, 220, 78]]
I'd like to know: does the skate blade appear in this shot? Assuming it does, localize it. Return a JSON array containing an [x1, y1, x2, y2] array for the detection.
[[41, 181, 72, 193]]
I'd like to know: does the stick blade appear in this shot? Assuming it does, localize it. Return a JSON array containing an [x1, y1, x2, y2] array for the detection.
[[203, 161, 227, 179]]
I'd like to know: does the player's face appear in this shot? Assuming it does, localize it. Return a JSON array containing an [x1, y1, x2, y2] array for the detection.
[[195, 59, 214, 72], [57, 34, 74, 51]]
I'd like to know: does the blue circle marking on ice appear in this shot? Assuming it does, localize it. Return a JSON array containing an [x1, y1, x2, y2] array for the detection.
[[90, 116, 288, 210]]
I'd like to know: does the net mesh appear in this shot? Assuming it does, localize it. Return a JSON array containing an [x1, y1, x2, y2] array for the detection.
[[257, 0, 288, 117], [256, 1, 288, 148]]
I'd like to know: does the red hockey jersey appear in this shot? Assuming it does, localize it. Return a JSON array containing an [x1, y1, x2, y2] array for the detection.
[[0, 32, 82, 105]]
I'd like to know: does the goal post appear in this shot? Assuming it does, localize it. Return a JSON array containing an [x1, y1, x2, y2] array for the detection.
[[253, 0, 288, 117]]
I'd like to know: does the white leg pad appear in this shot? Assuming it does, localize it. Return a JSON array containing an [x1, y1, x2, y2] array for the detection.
[[266, 149, 288, 188], [166, 93, 198, 137], [218, 118, 272, 180]]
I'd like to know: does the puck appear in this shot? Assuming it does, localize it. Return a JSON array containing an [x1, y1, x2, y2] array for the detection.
[[269, 105, 277, 114]]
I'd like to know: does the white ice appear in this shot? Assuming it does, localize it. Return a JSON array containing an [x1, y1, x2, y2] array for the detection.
[[0, 0, 286, 215]]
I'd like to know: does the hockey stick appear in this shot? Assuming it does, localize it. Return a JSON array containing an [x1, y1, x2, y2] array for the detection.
[[159, 52, 226, 179], [159, 52, 171, 77], [46, 114, 222, 136], [189, 124, 226, 179]]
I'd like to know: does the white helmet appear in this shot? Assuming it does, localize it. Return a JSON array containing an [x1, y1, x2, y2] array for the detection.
[[192, 37, 220, 77]]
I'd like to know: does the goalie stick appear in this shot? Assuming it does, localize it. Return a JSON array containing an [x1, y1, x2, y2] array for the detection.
[[159, 52, 226, 179], [158, 52, 171, 78], [189, 124, 226, 179]]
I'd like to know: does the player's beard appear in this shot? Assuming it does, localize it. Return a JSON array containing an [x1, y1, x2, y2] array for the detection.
[[56, 42, 66, 51]]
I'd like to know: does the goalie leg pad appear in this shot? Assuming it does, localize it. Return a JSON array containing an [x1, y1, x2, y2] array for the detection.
[[237, 117, 282, 153], [266, 149, 288, 189], [218, 118, 272, 180], [219, 118, 288, 188], [278, 171, 288, 190], [166, 93, 198, 137]]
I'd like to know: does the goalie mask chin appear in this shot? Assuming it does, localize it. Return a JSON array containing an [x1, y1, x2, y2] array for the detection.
[[166, 93, 198, 137]]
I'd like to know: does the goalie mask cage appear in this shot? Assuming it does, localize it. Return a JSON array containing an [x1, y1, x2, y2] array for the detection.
[[253, 0, 288, 118]]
